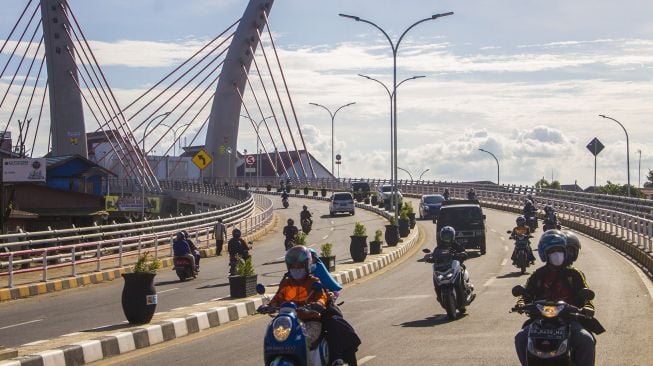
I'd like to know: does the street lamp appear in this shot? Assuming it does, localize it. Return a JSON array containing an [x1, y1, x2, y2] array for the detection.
[[418, 168, 430, 180], [638, 149, 642, 188], [160, 122, 190, 157], [141, 111, 171, 220], [478, 148, 500, 186], [241, 115, 274, 188], [397, 166, 414, 181], [309, 102, 355, 177], [341, 11, 453, 220], [599, 114, 631, 197]]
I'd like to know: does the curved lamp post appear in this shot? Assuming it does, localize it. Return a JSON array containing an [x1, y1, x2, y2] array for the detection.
[[599, 114, 631, 197], [141, 111, 171, 219], [309, 102, 355, 177], [419, 168, 430, 180], [341, 11, 453, 220], [397, 166, 414, 181], [241, 115, 274, 187], [478, 148, 500, 186], [160, 122, 190, 157]]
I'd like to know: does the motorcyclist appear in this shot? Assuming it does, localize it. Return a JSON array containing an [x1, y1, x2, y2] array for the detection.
[[259, 246, 359, 366], [510, 216, 536, 264], [172, 231, 196, 274], [564, 230, 582, 266], [181, 230, 200, 271], [514, 230, 597, 366], [227, 228, 251, 275], [543, 205, 558, 229], [300, 205, 313, 225], [281, 190, 289, 201], [443, 188, 450, 200], [467, 188, 476, 200], [523, 198, 537, 217], [428, 226, 470, 302], [282, 218, 299, 250]]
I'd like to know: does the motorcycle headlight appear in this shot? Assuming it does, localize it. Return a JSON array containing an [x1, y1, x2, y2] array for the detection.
[[537, 304, 564, 318], [272, 316, 293, 342]]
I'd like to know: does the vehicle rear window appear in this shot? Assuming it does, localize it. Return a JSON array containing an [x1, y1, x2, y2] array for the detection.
[[352, 183, 370, 191], [333, 193, 353, 201], [439, 207, 483, 222], [424, 195, 444, 204], [380, 186, 393, 192]]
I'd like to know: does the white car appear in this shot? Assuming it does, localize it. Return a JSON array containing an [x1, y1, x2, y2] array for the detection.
[[378, 184, 403, 210], [330, 192, 355, 216]]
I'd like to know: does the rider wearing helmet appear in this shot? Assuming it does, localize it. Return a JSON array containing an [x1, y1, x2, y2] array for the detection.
[[514, 230, 597, 366], [430, 226, 469, 303], [173, 231, 196, 274], [181, 230, 200, 270], [510, 216, 536, 264], [564, 230, 582, 266], [300, 205, 313, 224], [282, 218, 299, 249], [227, 228, 251, 275]]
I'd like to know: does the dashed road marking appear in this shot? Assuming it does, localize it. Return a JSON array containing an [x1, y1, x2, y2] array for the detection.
[[159, 288, 179, 294], [483, 277, 496, 287], [491, 228, 497, 233], [504, 245, 509, 251], [359, 355, 377, 364], [500, 237, 506, 241], [23, 339, 47, 346], [322, 235, 329, 240], [0, 319, 43, 330], [501, 258, 508, 266], [62, 332, 82, 337]]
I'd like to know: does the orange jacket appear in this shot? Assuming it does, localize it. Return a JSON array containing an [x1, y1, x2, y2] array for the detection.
[[269, 275, 327, 308], [512, 226, 530, 237]]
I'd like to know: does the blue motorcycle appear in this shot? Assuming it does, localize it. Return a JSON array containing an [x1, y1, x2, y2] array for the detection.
[[257, 283, 330, 366]]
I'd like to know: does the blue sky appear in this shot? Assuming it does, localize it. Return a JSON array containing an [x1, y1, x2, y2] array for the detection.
[[2, 0, 653, 187]]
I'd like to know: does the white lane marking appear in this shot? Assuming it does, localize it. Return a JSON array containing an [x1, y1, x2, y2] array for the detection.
[[171, 307, 187, 312], [490, 228, 497, 233], [347, 295, 430, 303], [504, 245, 509, 252], [158, 287, 179, 294], [330, 227, 335, 231], [483, 277, 496, 287], [500, 237, 506, 241], [23, 339, 47, 346], [211, 296, 230, 302], [501, 258, 508, 266], [275, 255, 285, 261], [330, 221, 335, 225], [62, 332, 82, 337], [359, 355, 377, 364], [619, 252, 653, 299], [0, 319, 43, 330], [322, 235, 329, 240]]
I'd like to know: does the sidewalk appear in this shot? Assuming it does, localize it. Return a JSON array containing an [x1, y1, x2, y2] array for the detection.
[[0, 218, 423, 366]]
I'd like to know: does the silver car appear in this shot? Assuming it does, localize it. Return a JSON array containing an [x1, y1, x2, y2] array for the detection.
[[330, 192, 355, 216]]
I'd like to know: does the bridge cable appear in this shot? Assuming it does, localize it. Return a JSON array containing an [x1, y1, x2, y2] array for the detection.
[[166, 112, 212, 178], [263, 15, 317, 178], [0, 0, 35, 56], [29, 80, 48, 158], [0, 2, 40, 84]]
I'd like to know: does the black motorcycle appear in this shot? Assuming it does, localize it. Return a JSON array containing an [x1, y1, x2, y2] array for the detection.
[[422, 248, 476, 320], [282, 197, 289, 209], [542, 213, 561, 231], [301, 218, 312, 234], [511, 285, 605, 365], [508, 231, 534, 274]]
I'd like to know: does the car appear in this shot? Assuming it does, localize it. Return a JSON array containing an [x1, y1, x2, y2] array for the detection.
[[378, 184, 403, 211], [419, 194, 445, 219], [435, 200, 487, 255], [350, 181, 371, 201], [329, 192, 355, 216]]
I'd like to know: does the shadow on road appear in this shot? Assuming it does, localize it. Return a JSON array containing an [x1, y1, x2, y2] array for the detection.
[[197, 282, 229, 289], [397, 314, 459, 327], [156, 280, 185, 286], [82, 323, 132, 333], [496, 271, 528, 279]]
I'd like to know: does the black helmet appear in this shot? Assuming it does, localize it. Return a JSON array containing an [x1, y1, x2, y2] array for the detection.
[[232, 228, 241, 238], [287, 218, 294, 225], [544, 205, 553, 213], [302, 205, 308, 210], [181, 230, 189, 239], [516, 216, 526, 226], [176, 231, 185, 241], [439, 226, 456, 246], [564, 231, 581, 263]]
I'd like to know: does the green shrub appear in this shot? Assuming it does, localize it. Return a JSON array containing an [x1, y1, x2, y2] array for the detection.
[[353, 222, 366, 236], [389, 216, 396, 225], [374, 229, 383, 242], [400, 210, 409, 221], [294, 232, 307, 246], [133, 252, 161, 273], [235, 255, 255, 276], [320, 243, 333, 257]]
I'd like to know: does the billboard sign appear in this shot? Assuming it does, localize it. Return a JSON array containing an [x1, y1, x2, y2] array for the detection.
[[2, 158, 47, 182], [105, 195, 161, 213]]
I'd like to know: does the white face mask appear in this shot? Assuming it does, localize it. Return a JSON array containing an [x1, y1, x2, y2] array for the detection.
[[289, 268, 306, 280], [548, 252, 565, 266]]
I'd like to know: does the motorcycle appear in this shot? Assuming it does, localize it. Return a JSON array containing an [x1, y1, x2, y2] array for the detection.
[[511, 285, 605, 365], [301, 218, 312, 235], [526, 214, 538, 232], [507, 231, 534, 274], [542, 214, 561, 231], [257, 283, 331, 366], [173, 256, 197, 281], [282, 197, 289, 209], [422, 248, 476, 320], [284, 238, 295, 251]]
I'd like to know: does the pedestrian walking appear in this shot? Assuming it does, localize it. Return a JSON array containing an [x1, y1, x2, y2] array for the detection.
[[214, 218, 227, 256]]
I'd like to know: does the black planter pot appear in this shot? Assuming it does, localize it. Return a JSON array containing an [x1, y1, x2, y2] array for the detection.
[[350, 236, 368, 262], [313, 191, 318, 197], [364, 198, 370, 204], [295, 189, 300, 194], [245, 183, 250, 190], [321, 188, 327, 197], [371, 196, 378, 206], [229, 274, 258, 298], [304, 188, 309, 195], [266, 185, 272, 192], [320, 256, 336, 272], [385, 225, 400, 246], [121, 273, 157, 324], [408, 212, 416, 229], [369, 241, 383, 255], [398, 218, 410, 237], [378, 200, 385, 208]]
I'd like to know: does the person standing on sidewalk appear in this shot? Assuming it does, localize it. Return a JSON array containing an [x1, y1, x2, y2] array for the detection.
[[214, 218, 227, 256]]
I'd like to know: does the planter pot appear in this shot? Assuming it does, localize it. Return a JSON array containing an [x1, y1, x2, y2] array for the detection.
[[266, 185, 272, 192], [313, 191, 318, 197], [371, 196, 378, 206], [364, 198, 370, 204], [229, 274, 258, 299], [121, 273, 157, 324], [385, 225, 400, 246], [369, 241, 383, 255], [378, 200, 384, 208], [295, 189, 300, 194], [408, 212, 416, 229], [321, 189, 327, 197], [245, 183, 250, 190], [398, 218, 410, 237], [350, 236, 368, 262], [320, 256, 336, 272], [304, 188, 309, 195]]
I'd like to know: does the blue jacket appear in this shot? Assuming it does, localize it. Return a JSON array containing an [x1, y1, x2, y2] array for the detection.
[[173, 239, 191, 257], [308, 248, 342, 292]]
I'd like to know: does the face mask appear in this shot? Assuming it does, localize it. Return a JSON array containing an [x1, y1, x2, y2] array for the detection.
[[310, 264, 317, 273], [289, 268, 306, 280], [548, 252, 565, 266]]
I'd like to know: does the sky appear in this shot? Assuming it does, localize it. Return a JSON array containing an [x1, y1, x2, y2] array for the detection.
[[1, 0, 653, 187]]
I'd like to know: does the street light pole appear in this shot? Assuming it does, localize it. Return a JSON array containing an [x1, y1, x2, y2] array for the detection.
[[160, 122, 191, 157], [599, 114, 631, 197], [418, 168, 430, 180], [241, 115, 274, 188], [309, 102, 356, 177], [397, 166, 414, 181], [638, 149, 642, 188], [478, 148, 500, 186], [141, 112, 171, 220], [342, 11, 453, 220]]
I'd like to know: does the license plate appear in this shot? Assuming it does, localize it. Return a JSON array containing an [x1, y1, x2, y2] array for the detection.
[[529, 327, 566, 340]]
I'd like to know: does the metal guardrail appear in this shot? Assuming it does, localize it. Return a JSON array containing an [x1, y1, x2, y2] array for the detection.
[[0, 188, 273, 287]]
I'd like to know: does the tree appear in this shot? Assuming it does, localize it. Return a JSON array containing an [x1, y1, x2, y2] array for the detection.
[[645, 170, 653, 188], [535, 178, 550, 188], [599, 181, 646, 198], [550, 180, 561, 190]]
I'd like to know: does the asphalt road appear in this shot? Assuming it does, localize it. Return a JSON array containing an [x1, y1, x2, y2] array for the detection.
[[105, 204, 653, 366], [0, 196, 388, 347]]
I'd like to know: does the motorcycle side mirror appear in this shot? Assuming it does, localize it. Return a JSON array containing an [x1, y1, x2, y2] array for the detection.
[[506, 230, 512, 234], [256, 283, 266, 295], [511, 285, 527, 297], [311, 282, 323, 291], [422, 248, 432, 254], [578, 288, 595, 301]]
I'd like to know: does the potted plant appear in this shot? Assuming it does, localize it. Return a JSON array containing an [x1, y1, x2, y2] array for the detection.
[[350, 222, 368, 262], [266, 184, 272, 192], [405, 202, 416, 229], [304, 186, 309, 195], [370, 192, 378, 206], [121, 252, 160, 324], [229, 255, 257, 298], [385, 216, 400, 246], [320, 243, 336, 272], [321, 188, 327, 197], [354, 188, 363, 202], [295, 188, 300, 194], [245, 182, 250, 190], [369, 229, 383, 255], [398, 209, 410, 237], [294, 232, 308, 246], [313, 190, 319, 197]]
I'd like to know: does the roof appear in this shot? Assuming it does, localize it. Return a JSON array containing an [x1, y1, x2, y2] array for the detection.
[[46, 154, 117, 177], [560, 183, 584, 192]]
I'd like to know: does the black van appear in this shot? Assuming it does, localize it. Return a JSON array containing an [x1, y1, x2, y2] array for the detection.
[[350, 181, 371, 201], [435, 200, 487, 255]]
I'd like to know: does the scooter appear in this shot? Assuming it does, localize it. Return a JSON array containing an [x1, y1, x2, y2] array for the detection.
[[526, 214, 539, 232], [511, 285, 605, 365], [507, 231, 534, 274], [422, 248, 476, 320], [282, 197, 289, 209], [257, 283, 330, 366], [542, 215, 561, 231], [173, 256, 197, 281], [301, 218, 312, 235]]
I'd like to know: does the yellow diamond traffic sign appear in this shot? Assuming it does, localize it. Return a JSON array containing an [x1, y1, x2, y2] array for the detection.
[[192, 149, 213, 170]]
